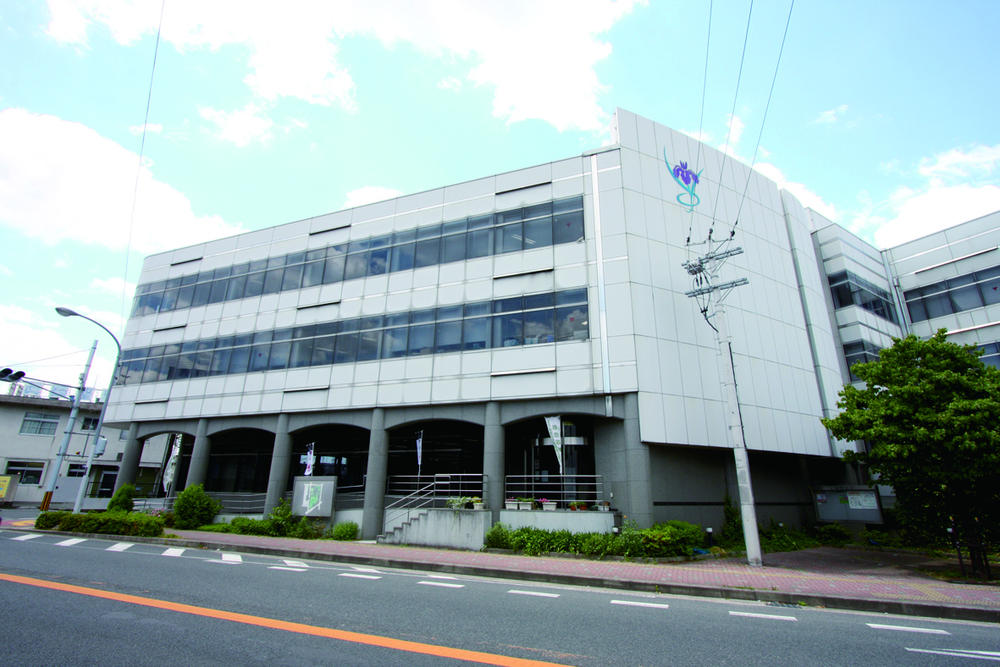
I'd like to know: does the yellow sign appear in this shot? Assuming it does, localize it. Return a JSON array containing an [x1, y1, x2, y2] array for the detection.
[[0, 475, 11, 499]]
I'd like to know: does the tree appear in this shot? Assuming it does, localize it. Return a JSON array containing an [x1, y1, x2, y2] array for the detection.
[[822, 331, 1000, 576]]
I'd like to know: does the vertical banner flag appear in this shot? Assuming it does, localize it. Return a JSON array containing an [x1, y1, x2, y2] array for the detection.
[[544, 416, 564, 474], [304, 442, 315, 476], [162, 434, 181, 492], [416, 430, 423, 472]]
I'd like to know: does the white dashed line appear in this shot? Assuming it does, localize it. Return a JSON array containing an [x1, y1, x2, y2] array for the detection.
[[351, 566, 380, 573], [162, 547, 185, 557], [55, 538, 86, 547], [729, 611, 797, 622], [418, 581, 465, 588], [221, 553, 242, 563], [427, 574, 458, 580], [611, 600, 670, 609], [905, 648, 1000, 660], [339, 573, 382, 580], [867, 623, 950, 635], [508, 590, 560, 598], [11, 533, 42, 541], [283, 559, 308, 568], [106, 542, 134, 552], [269, 566, 308, 572]]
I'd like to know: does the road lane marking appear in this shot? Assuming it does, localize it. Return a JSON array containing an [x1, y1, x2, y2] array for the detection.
[[729, 611, 797, 622], [283, 560, 307, 568], [508, 590, 560, 598], [221, 553, 242, 563], [611, 600, 670, 609], [269, 566, 308, 572], [867, 623, 950, 635], [107, 543, 134, 552], [418, 581, 465, 588], [162, 548, 185, 557], [11, 533, 42, 541], [351, 566, 380, 573], [339, 573, 381, 580], [55, 538, 86, 547], [905, 648, 1000, 660], [0, 572, 567, 666], [427, 574, 458, 580]]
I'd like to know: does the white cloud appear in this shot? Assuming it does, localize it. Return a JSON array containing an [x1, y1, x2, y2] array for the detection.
[[45, 0, 643, 132], [343, 186, 403, 209], [128, 122, 162, 135], [813, 104, 848, 124], [754, 161, 838, 221], [0, 264, 11, 277], [0, 108, 243, 254], [89, 276, 136, 297], [871, 180, 1000, 249], [723, 114, 745, 151], [437, 76, 462, 91], [199, 104, 274, 146], [918, 143, 1000, 179]]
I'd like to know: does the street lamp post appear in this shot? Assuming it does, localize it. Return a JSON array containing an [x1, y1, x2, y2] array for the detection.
[[56, 307, 122, 514]]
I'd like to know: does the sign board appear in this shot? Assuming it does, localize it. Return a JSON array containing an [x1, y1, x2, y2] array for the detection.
[[813, 486, 882, 523], [291, 476, 337, 518], [0, 475, 16, 500]]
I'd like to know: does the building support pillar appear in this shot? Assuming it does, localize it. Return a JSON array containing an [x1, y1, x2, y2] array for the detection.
[[185, 418, 211, 489], [361, 408, 388, 540], [483, 401, 504, 521], [623, 393, 653, 527], [113, 422, 141, 494], [264, 413, 291, 514]]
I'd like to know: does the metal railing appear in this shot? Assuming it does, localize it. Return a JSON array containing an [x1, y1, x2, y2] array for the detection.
[[504, 475, 605, 507], [386, 474, 485, 502]]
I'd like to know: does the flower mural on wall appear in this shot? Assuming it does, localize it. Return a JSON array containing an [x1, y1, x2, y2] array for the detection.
[[664, 148, 703, 212]]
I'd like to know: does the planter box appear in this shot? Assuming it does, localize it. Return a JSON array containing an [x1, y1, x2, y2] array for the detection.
[[505, 501, 518, 510], [473, 502, 485, 510], [542, 502, 557, 511], [518, 502, 533, 510]]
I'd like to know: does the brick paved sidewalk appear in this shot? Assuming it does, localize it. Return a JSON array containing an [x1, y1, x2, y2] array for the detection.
[[162, 529, 1000, 622]]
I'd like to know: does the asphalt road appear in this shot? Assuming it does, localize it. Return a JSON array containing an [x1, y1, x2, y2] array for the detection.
[[1, 529, 998, 665]]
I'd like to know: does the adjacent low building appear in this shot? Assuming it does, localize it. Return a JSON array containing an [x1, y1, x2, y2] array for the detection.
[[101, 109, 999, 538]]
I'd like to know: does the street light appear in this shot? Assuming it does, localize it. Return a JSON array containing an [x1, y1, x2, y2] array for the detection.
[[56, 307, 122, 514]]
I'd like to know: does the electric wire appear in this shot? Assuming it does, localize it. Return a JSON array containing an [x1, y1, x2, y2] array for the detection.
[[119, 0, 167, 329], [707, 0, 754, 243], [687, 0, 714, 256], [731, 0, 795, 235]]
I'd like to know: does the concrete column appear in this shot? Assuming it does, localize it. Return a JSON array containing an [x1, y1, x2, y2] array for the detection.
[[483, 401, 505, 520], [113, 422, 141, 494], [623, 393, 653, 527], [185, 418, 211, 489], [264, 413, 292, 514], [361, 408, 388, 540]]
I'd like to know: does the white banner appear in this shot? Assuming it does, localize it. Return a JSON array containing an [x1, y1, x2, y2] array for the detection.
[[416, 430, 423, 468], [544, 416, 563, 473], [162, 434, 181, 492], [304, 442, 315, 476]]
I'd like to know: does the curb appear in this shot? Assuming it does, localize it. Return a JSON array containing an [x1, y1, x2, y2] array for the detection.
[[19, 528, 999, 624]]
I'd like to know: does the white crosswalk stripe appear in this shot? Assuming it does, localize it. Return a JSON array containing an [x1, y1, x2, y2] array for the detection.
[[221, 553, 242, 563], [418, 581, 464, 588], [729, 611, 797, 622], [867, 623, 949, 635], [55, 538, 85, 547], [283, 559, 308, 568], [162, 547, 185, 557], [508, 589, 559, 598], [611, 600, 670, 609], [11, 533, 42, 541], [269, 566, 308, 572], [339, 573, 381, 580], [106, 542, 134, 552]]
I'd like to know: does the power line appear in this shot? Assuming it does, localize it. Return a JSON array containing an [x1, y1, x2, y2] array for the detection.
[[687, 0, 714, 255], [119, 0, 167, 329]]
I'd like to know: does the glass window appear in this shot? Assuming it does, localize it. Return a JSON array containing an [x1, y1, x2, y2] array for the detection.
[[523, 216, 553, 249], [981, 271, 1000, 305], [556, 305, 589, 341], [495, 223, 522, 253], [382, 327, 409, 358], [268, 341, 291, 370], [414, 238, 440, 268], [333, 332, 357, 363], [192, 282, 211, 308], [441, 233, 466, 263], [226, 274, 247, 301], [122, 358, 145, 384], [139, 357, 161, 383], [161, 355, 181, 379], [368, 248, 389, 275], [249, 344, 270, 372], [524, 309, 555, 344], [408, 323, 435, 356], [950, 284, 983, 311], [344, 252, 367, 280], [175, 285, 194, 310], [923, 292, 952, 320], [493, 313, 523, 347], [465, 301, 490, 317], [391, 242, 415, 272], [553, 210, 584, 244], [262, 268, 283, 294], [244, 271, 265, 297], [209, 349, 231, 376], [227, 347, 250, 374], [5, 460, 44, 485], [310, 336, 335, 365], [281, 264, 304, 291], [357, 330, 381, 361], [495, 297, 522, 313], [434, 320, 462, 353], [467, 228, 490, 259], [302, 260, 325, 287], [160, 288, 179, 312], [323, 252, 345, 284], [20, 412, 60, 435], [191, 352, 212, 377]]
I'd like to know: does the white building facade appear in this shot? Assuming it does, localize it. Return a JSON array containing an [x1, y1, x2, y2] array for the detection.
[[103, 109, 998, 537]]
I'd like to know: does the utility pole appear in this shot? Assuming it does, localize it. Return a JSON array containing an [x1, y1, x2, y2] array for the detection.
[[40, 340, 98, 511], [683, 245, 763, 567]]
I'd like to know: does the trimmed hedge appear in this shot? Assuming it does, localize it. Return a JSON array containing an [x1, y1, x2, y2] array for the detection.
[[35, 510, 164, 537], [484, 520, 705, 559], [173, 484, 222, 529]]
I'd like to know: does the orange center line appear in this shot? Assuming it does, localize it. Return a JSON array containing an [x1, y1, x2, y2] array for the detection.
[[1, 572, 569, 667]]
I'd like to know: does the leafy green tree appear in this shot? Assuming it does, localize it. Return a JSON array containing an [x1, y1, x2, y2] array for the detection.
[[173, 484, 222, 529], [106, 484, 136, 512], [822, 331, 1000, 576]]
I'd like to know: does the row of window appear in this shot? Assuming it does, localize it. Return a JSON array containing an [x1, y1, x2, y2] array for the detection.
[[903, 265, 1000, 323], [131, 196, 586, 318], [18, 413, 100, 436], [842, 340, 881, 381], [119, 289, 590, 385], [5, 460, 44, 484], [828, 271, 898, 324], [977, 341, 1000, 369]]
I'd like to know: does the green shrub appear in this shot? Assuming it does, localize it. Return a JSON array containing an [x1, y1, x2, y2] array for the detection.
[[173, 484, 222, 529], [228, 516, 275, 536], [759, 521, 819, 553], [328, 521, 359, 541], [45, 510, 164, 537], [106, 484, 136, 513], [196, 523, 232, 533], [35, 511, 70, 530], [291, 517, 323, 540], [814, 523, 852, 546], [265, 499, 295, 537], [483, 522, 511, 549]]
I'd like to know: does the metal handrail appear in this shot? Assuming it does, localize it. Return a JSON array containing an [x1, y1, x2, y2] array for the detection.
[[504, 474, 605, 507], [382, 481, 437, 531]]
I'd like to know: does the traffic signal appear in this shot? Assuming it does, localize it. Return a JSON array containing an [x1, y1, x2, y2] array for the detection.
[[0, 368, 26, 382]]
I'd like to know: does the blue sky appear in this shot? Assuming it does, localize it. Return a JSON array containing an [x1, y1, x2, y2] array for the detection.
[[2, 0, 999, 391]]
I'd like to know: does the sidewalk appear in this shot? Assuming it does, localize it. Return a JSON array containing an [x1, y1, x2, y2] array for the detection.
[[4, 512, 998, 623]]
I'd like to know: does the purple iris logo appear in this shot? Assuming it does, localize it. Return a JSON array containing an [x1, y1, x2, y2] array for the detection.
[[664, 148, 702, 211]]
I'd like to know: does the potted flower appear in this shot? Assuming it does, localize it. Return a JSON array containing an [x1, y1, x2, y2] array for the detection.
[[540, 498, 557, 511], [472, 496, 485, 510], [505, 498, 518, 510], [517, 497, 533, 510], [596, 500, 611, 512]]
